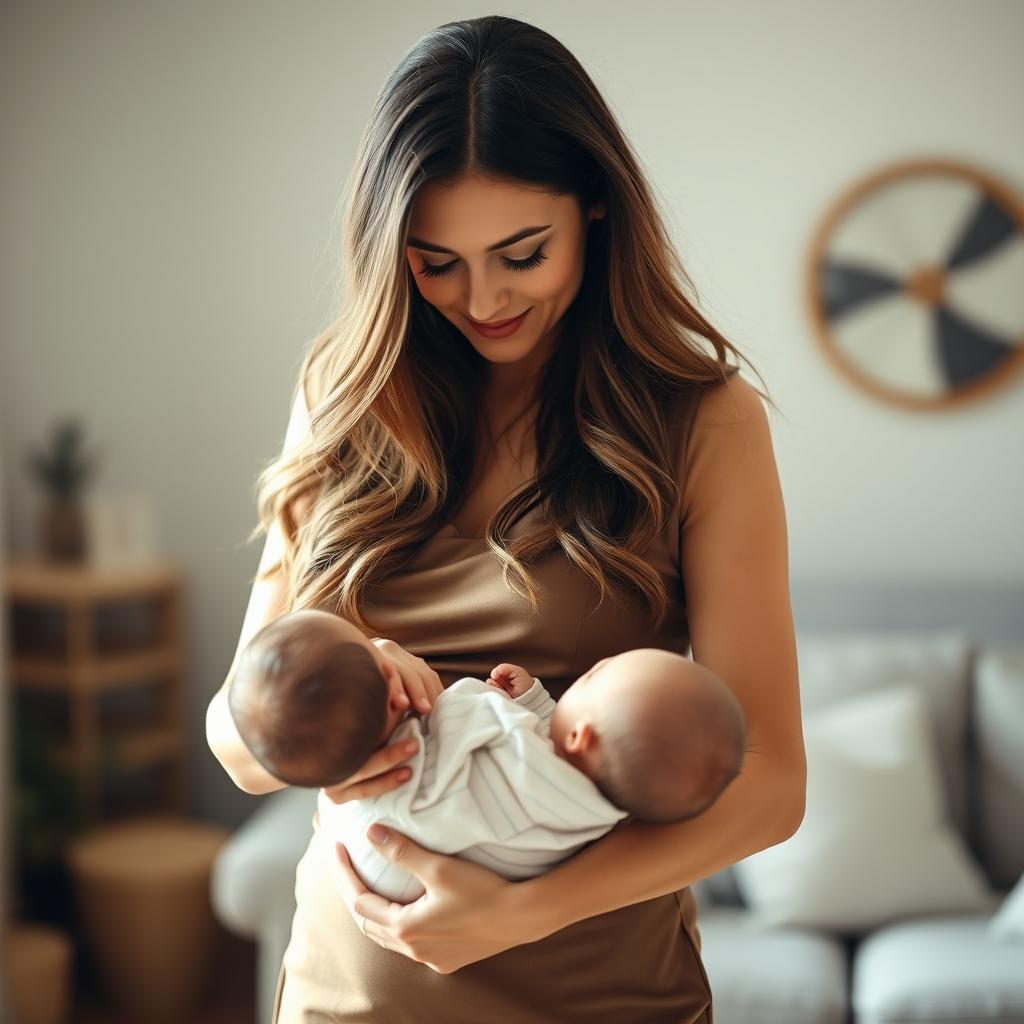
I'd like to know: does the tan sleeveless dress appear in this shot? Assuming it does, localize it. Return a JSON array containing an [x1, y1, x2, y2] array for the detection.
[[272, 389, 714, 1023]]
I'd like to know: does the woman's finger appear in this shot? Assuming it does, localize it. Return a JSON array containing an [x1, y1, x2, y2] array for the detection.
[[410, 677, 433, 714], [358, 739, 417, 782], [321, 765, 411, 804], [421, 661, 445, 702], [321, 738, 418, 804], [372, 640, 440, 714], [362, 824, 442, 889], [332, 843, 404, 937], [408, 657, 442, 713], [331, 841, 368, 906]]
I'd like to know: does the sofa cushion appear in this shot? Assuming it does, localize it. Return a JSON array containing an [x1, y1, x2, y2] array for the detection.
[[732, 686, 997, 933], [210, 787, 318, 937], [975, 648, 1024, 888], [853, 916, 1024, 1023], [693, 867, 745, 908], [696, 630, 975, 913], [794, 630, 973, 839], [989, 872, 1024, 941], [695, 906, 847, 1024]]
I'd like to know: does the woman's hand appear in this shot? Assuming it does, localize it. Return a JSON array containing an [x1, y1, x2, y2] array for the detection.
[[320, 734, 422, 805], [371, 637, 445, 717], [331, 827, 541, 974], [321, 638, 443, 806]]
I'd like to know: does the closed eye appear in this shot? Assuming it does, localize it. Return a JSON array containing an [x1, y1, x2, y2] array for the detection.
[[417, 244, 550, 280]]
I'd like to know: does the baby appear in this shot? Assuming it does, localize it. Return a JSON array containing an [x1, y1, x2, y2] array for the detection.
[[229, 609, 746, 903]]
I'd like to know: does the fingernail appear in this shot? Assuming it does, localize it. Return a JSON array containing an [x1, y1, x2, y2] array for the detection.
[[398, 694, 409, 706], [367, 823, 389, 845], [419, 698, 431, 710], [404, 740, 418, 754]]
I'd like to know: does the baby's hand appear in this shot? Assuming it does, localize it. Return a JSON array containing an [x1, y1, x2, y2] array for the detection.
[[487, 663, 534, 698]]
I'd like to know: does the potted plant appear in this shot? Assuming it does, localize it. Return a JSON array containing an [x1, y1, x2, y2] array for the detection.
[[25, 418, 103, 562], [11, 704, 90, 924]]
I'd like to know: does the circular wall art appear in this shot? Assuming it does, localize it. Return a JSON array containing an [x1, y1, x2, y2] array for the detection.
[[805, 158, 1024, 410]]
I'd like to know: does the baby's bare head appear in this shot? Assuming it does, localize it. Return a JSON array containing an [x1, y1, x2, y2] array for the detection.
[[228, 610, 389, 788], [554, 649, 746, 823]]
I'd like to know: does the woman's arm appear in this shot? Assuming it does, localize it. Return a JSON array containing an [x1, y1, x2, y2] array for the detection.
[[511, 741, 801, 938], [332, 374, 806, 972], [511, 374, 806, 936], [207, 383, 444, 796], [207, 681, 288, 795], [206, 385, 313, 795]]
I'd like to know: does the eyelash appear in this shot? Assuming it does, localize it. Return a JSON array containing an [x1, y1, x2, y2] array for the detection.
[[417, 244, 550, 280]]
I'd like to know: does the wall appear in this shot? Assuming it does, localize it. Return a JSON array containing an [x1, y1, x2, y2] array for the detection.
[[2, 0, 1021, 826]]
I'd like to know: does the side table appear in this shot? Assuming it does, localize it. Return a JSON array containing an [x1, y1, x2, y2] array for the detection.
[[66, 815, 230, 1020], [6, 922, 73, 1024]]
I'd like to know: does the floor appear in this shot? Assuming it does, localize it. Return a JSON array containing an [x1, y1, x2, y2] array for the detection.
[[73, 930, 255, 1024]]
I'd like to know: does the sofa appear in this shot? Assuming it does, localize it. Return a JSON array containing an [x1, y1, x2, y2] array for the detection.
[[210, 581, 1024, 1024]]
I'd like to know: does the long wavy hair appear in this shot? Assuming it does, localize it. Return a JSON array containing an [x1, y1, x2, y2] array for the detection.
[[249, 15, 772, 634]]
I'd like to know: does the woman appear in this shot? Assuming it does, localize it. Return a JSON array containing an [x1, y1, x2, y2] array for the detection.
[[207, 14, 805, 1023]]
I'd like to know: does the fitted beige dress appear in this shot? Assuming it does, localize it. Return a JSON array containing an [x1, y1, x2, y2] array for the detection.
[[272, 385, 717, 1023]]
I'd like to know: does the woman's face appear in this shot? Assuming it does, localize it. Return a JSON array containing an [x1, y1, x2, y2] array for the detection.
[[405, 171, 605, 378]]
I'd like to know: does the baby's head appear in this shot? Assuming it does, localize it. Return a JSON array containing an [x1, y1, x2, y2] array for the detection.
[[228, 610, 409, 787], [550, 649, 746, 823]]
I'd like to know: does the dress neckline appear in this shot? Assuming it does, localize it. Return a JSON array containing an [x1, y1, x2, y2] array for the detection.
[[435, 522, 485, 542], [437, 500, 542, 543]]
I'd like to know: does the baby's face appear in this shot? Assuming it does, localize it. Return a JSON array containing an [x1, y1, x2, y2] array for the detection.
[[548, 652, 632, 773]]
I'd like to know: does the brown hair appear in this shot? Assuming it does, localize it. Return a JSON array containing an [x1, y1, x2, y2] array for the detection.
[[228, 617, 388, 788], [249, 15, 772, 630]]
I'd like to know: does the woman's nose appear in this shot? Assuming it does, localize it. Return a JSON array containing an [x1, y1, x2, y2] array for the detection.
[[464, 274, 510, 321]]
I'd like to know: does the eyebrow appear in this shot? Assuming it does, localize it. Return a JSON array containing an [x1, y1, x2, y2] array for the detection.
[[406, 224, 552, 256]]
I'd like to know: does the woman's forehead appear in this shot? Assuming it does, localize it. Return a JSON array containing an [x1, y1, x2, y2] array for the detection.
[[408, 177, 572, 244]]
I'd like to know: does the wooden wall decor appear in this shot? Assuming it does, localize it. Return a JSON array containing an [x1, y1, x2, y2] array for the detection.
[[805, 158, 1024, 410]]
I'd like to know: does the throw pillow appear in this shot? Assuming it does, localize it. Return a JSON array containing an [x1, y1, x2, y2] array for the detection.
[[989, 872, 1024, 941], [733, 685, 997, 933]]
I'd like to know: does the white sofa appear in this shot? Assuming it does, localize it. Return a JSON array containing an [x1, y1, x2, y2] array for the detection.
[[211, 582, 1024, 1024]]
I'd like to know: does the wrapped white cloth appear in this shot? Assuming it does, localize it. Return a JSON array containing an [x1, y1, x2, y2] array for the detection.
[[317, 676, 628, 903]]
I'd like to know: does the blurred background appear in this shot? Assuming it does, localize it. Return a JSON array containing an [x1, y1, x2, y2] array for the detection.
[[2, 2, 1022, 1023]]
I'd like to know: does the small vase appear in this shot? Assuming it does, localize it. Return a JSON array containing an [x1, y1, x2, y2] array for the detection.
[[40, 497, 86, 562]]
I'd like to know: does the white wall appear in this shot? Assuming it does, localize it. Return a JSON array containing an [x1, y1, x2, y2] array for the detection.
[[2, 0, 1022, 826]]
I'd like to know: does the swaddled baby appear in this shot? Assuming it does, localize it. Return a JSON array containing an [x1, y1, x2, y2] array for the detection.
[[228, 609, 746, 903]]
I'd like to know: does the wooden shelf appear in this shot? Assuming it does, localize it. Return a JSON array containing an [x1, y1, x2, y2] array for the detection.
[[4, 557, 183, 601], [5, 555, 187, 818], [10, 646, 182, 692], [53, 724, 183, 772]]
